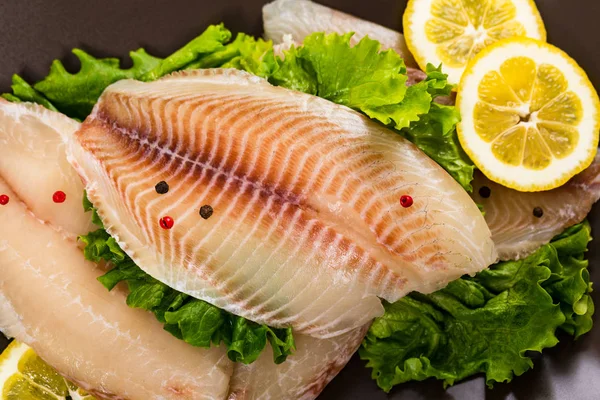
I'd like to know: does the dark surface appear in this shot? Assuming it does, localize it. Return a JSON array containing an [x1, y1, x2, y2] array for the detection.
[[0, 1, 599, 399]]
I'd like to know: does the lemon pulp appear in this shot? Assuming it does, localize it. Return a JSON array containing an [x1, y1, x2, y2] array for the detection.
[[1, 342, 96, 400], [457, 37, 600, 191], [474, 56, 582, 170], [426, 0, 527, 67]]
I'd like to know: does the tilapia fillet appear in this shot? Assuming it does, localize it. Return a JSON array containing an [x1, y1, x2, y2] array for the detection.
[[68, 68, 496, 338], [228, 325, 369, 400], [472, 154, 600, 260], [263, 0, 416, 67]]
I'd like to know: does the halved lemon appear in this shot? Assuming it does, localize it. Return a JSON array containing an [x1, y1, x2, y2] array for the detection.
[[0, 341, 95, 400], [403, 0, 546, 84], [457, 37, 600, 192]]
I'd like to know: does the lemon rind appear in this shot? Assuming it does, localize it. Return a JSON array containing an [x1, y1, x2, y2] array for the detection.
[[457, 37, 600, 192], [0, 341, 28, 392]]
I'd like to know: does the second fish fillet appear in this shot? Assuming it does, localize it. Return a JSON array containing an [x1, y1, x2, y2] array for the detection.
[[472, 154, 600, 260]]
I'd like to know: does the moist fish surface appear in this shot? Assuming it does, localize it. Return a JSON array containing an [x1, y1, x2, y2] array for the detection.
[[0, 102, 233, 400], [472, 154, 600, 260], [0, 99, 95, 238], [228, 325, 369, 400], [263, 0, 416, 67], [68, 68, 496, 338]]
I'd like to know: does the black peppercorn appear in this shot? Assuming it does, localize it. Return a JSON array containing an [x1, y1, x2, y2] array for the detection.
[[200, 205, 214, 220], [155, 181, 169, 194], [478, 186, 491, 198], [533, 207, 544, 218]]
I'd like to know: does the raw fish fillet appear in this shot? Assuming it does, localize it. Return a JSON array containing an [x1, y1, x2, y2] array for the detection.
[[472, 154, 600, 261], [263, 0, 416, 67], [228, 325, 369, 400], [0, 99, 95, 238], [0, 102, 233, 400], [68, 68, 496, 338]]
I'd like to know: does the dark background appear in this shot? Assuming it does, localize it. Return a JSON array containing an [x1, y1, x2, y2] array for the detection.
[[1, 1, 599, 399]]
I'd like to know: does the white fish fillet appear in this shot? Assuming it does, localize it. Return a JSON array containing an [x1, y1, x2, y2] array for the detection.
[[67, 68, 496, 338], [228, 325, 369, 400], [0, 98, 95, 239], [472, 154, 600, 261], [0, 103, 233, 400], [263, 0, 416, 67]]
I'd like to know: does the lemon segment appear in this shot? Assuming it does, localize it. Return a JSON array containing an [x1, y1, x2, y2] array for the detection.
[[0, 341, 96, 400], [404, 0, 546, 84], [457, 37, 600, 191]]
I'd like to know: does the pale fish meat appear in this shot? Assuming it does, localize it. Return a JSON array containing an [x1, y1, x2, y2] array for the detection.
[[67, 68, 496, 338], [0, 99, 95, 238], [228, 325, 369, 400], [0, 102, 233, 400], [472, 154, 600, 261], [263, 0, 417, 67]]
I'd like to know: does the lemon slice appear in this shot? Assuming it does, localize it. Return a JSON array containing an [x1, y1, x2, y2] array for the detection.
[[457, 37, 600, 191], [403, 0, 546, 84], [0, 341, 96, 400]]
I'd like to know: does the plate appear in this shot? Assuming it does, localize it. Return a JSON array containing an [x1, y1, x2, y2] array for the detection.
[[0, 1, 599, 399]]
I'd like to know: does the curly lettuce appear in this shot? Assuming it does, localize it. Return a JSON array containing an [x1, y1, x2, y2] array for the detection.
[[360, 222, 594, 392]]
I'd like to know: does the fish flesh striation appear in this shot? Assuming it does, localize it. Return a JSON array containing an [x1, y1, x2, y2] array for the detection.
[[0, 99, 95, 238], [228, 324, 369, 400], [68, 68, 496, 338], [263, 0, 416, 67], [472, 154, 600, 260]]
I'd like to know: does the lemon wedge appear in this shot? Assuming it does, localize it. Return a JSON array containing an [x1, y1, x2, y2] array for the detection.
[[403, 0, 546, 84], [0, 341, 96, 400], [457, 37, 600, 191]]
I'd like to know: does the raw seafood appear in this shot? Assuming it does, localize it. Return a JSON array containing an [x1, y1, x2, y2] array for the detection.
[[228, 325, 369, 400], [0, 181, 233, 399], [0, 99, 95, 238], [67, 68, 496, 339], [0, 103, 232, 400], [472, 154, 600, 260], [263, 0, 416, 67]]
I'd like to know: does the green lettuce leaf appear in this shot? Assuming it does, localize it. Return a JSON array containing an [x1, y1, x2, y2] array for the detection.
[[1, 75, 58, 112], [140, 24, 231, 81], [34, 48, 161, 120], [80, 194, 294, 365], [272, 33, 415, 128], [401, 102, 474, 191], [7, 25, 231, 120], [360, 221, 594, 392], [188, 33, 278, 79]]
